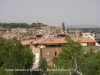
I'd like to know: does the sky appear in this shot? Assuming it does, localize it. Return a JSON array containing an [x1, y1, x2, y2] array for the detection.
[[0, 0, 100, 26]]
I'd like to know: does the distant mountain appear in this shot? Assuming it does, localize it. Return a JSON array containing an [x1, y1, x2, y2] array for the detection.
[[54, 25, 100, 28]]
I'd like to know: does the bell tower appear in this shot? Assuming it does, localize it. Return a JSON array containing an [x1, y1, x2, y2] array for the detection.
[[62, 22, 65, 34]]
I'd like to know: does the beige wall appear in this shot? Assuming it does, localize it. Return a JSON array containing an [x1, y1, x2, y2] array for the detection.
[[30, 43, 100, 67], [84, 46, 100, 51], [41, 46, 100, 65], [41, 47, 62, 66]]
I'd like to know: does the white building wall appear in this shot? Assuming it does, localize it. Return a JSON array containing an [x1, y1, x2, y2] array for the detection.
[[81, 43, 87, 46], [31, 46, 40, 69]]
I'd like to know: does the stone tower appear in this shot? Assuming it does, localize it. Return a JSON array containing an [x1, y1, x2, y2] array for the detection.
[[62, 22, 65, 34]]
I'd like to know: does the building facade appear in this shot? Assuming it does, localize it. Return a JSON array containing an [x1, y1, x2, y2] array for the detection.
[[29, 36, 100, 68]]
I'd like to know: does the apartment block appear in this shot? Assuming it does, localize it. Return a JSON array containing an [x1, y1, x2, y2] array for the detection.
[[29, 36, 100, 68]]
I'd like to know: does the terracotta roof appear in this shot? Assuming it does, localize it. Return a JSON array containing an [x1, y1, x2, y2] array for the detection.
[[21, 37, 96, 45], [35, 37, 95, 44], [72, 37, 95, 43], [21, 39, 34, 45], [35, 37, 67, 44]]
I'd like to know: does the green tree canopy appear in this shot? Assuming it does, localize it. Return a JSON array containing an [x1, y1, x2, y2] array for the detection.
[[52, 36, 100, 75], [0, 37, 34, 75], [52, 36, 84, 75]]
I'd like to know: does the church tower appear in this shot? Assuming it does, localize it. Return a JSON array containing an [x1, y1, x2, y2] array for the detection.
[[62, 22, 66, 34]]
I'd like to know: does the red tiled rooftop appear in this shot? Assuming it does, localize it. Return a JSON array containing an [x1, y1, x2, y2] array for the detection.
[[21, 39, 34, 45], [21, 37, 96, 45], [35, 37, 95, 44], [36, 37, 67, 44], [72, 37, 95, 43]]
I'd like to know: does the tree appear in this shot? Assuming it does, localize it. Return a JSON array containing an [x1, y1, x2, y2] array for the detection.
[[38, 58, 48, 70], [38, 58, 48, 75], [0, 67, 14, 75], [52, 36, 84, 75], [79, 52, 100, 75], [52, 36, 100, 75], [32, 58, 48, 75], [0, 37, 34, 75]]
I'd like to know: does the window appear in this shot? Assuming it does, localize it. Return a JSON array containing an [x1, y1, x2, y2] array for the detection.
[[98, 41, 100, 44], [46, 58, 50, 61], [55, 51, 57, 56], [87, 43, 91, 46], [45, 52, 50, 55]]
